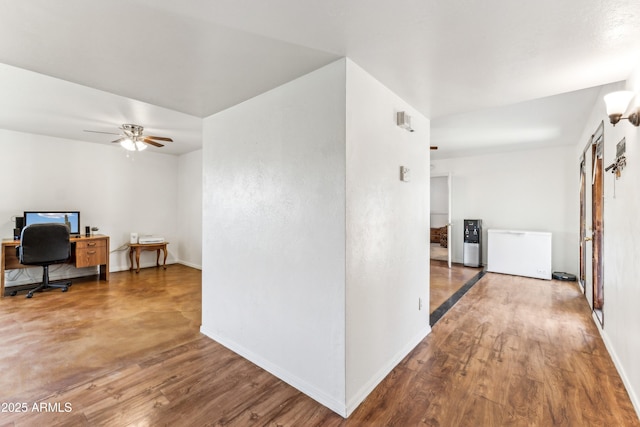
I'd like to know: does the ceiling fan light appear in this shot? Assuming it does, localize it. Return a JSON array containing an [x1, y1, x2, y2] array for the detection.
[[120, 138, 136, 151], [135, 140, 147, 151], [604, 91, 635, 124]]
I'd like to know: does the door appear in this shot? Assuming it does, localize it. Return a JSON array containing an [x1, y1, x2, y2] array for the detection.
[[579, 155, 587, 294], [430, 174, 451, 265], [580, 121, 604, 324], [592, 126, 605, 321], [582, 143, 594, 308]]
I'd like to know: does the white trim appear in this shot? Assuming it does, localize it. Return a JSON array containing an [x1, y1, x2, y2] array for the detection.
[[3, 264, 98, 287], [591, 312, 640, 418], [200, 326, 348, 417], [345, 324, 432, 416], [108, 261, 180, 273], [176, 260, 202, 270]]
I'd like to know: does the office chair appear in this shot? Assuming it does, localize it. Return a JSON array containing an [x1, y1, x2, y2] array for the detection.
[[15, 223, 72, 298]]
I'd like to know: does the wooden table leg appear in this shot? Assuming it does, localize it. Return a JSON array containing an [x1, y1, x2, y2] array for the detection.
[[156, 249, 161, 267], [129, 247, 134, 271], [162, 245, 168, 269], [135, 248, 141, 273]]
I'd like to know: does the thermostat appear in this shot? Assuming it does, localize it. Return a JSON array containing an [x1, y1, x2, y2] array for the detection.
[[400, 166, 411, 182]]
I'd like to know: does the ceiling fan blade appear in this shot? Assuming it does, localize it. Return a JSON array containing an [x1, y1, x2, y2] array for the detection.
[[84, 130, 121, 136], [85, 125, 170, 150], [142, 138, 164, 147], [145, 135, 173, 142]]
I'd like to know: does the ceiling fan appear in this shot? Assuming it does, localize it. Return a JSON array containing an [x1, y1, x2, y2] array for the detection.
[[84, 123, 173, 151]]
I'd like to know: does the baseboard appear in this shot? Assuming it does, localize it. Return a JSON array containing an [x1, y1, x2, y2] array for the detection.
[[3, 264, 98, 287], [108, 260, 183, 273], [200, 326, 348, 417], [108, 263, 130, 273], [86, 260, 198, 273], [176, 259, 202, 270], [592, 314, 640, 418], [345, 324, 432, 416]]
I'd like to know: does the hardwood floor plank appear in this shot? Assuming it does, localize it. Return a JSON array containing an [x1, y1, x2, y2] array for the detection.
[[212, 379, 300, 426], [504, 374, 545, 422], [429, 260, 481, 313]]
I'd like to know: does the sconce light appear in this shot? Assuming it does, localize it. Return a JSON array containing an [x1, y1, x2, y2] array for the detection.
[[397, 111, 414, 132], [603, 91, 640, 126]]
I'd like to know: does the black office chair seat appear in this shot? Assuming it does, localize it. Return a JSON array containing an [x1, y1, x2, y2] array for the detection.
[[14, 223, 72, 298]]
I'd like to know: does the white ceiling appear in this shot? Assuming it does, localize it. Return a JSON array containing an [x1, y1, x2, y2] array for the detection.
[[430, 85, 611, 159], [1, 0, 640, 156]]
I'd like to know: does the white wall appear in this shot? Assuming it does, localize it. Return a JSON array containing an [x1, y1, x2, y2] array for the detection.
[[431, 146, 576, 272], [345, 60, 431, 414], [576, 77, 640, 414], [430, 176, 448, 228], [0, 129, 183, 282], [201, 58, 431, 417], [201, 60, 348, 415], [177, 149, 202, 269]]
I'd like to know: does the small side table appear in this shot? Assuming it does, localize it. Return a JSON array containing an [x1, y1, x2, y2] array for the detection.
[[128, 242, 169, 273]]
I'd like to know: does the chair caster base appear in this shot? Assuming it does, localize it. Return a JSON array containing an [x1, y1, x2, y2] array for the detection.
[[22, 282, 71, 298]]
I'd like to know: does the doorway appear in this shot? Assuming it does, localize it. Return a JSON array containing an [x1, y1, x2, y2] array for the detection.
[[579, 121, 605, 325], [428, 172, 484, 324], [430, 173, 452, 267]]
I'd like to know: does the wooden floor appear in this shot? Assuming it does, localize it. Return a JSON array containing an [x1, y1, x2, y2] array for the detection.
[[429, 259, 482, 313], [0, 265, 638, 426], [429, 244, 448, 262]]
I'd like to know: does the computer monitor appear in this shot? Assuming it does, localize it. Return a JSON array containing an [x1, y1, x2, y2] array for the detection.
[[23, 211, 81, 236]]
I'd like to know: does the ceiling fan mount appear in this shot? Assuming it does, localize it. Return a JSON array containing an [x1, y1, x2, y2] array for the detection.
[[84, 123, 173, 151], [122, 123, 144, 137]]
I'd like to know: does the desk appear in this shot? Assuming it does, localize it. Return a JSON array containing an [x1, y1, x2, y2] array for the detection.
[[128, 242, 168, 273], [1, 235, 110, 298]]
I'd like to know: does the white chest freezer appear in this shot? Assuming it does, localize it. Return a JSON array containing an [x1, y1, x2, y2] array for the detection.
[[487, 229, 552, 280]]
